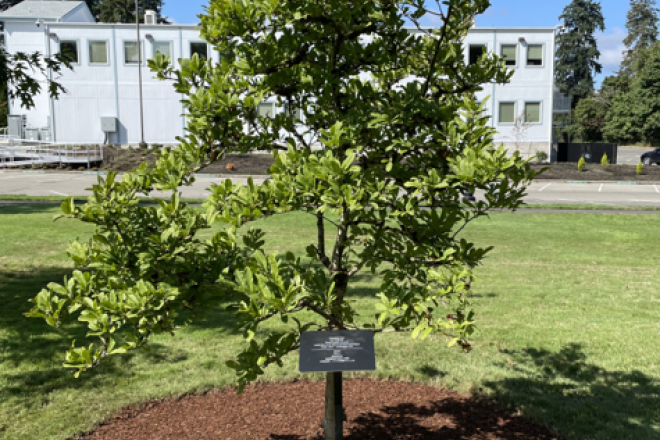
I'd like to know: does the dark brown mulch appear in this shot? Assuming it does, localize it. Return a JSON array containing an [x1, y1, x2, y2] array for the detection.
[[531, 162, 660, 181], [200, 154, 276, 175], [81, 379, 562, 440]]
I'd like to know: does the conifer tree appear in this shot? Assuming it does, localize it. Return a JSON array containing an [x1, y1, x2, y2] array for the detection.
[[622, 0, 659, 73], [555, 0, 606, 105]]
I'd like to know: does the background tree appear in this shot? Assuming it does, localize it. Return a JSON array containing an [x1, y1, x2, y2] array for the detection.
[[621, 0, 659, 74], [0, 0, 73, 123], [555, 0, 605, 106], [574, 96, 607, 142], [604, 43, 660, 145], [96, 0, 169, 24], [26, 1, 538, 438]]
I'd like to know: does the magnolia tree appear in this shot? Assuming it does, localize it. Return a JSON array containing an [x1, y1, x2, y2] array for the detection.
[[27, 0, 538, 438]]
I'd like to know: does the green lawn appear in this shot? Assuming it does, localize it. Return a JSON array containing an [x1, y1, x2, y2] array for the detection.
[[1, 205, 659, 440]]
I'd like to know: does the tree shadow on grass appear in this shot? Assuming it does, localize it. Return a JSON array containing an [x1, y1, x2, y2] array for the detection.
[[0, 203, 63, 215], [482, 343, 660, 440], [0, 267, 190, 413]]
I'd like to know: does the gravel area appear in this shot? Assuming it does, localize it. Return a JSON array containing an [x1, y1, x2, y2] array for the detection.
[[82, 379, 562, 440]]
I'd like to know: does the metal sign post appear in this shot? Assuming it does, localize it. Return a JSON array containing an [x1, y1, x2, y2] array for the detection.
[[299, 330, 376, 440]]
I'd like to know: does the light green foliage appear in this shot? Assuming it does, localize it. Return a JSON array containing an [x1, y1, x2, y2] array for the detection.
[[601, 153, 609, 168], [637, 160, 644, 174], [27, 0, 538, 393], [578, 156, 586, 171]]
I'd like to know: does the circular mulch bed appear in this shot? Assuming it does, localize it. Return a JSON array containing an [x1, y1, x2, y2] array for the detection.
[[81, 379, 562, 440]]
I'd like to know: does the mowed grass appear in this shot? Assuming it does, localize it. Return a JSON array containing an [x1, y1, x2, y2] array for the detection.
[[0, 205, 659, 440]]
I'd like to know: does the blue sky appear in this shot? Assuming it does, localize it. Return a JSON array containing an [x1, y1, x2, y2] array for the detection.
[[162, 0, 629, 85]]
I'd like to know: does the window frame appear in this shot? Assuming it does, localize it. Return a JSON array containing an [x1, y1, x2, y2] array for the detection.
[[59, 39, 80, 65], [467, 43, 488, 66], [189, 41, 209, 60], [151, 40, 173, 59], [526, 43, 545, 68], [498, 101, 517, 125], [500, 43, 518, 68], [87, 39, 109, 66], [122, 39, 145, 66], [257, 102, 276, 119], [524, 101, 543, 125]]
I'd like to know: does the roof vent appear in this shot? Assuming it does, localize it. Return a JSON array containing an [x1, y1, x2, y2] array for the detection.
[[144, 9, 156, 25]]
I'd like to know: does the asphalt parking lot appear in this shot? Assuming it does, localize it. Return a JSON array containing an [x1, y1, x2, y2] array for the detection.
[[0, 172, 267, 199], [617, 146, 653, 164], [3, 170, 660, 207]]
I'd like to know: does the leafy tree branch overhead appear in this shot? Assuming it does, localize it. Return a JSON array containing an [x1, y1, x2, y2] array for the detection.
[[27, 0, 539, 436]]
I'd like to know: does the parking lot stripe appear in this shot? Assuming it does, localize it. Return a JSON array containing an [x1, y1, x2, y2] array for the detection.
[[599, 184, 603, 192], [655, 185, 659, 194], [49, 190, 68, 196], [538, 183, 551, 191]]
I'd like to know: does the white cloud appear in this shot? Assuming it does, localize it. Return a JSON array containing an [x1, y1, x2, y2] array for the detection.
[[596, 27, 626, 71]]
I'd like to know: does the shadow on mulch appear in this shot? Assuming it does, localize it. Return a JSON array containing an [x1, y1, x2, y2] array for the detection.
[[82, 379, 562, 440]]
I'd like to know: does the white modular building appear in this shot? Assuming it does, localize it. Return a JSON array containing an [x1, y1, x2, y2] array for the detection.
[[0, 1, 568, 160]]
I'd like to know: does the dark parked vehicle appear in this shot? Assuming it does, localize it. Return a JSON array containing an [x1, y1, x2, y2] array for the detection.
[[641, 148, 660, 165]]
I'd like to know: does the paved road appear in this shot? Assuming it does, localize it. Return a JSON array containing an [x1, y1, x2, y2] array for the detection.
[[617, 146, 653, 164], [0, 172, 267, 199], [4, 170, 660, 207]]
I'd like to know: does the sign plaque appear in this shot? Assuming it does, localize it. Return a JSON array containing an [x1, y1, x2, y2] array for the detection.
[[299, 330, 376, 373]]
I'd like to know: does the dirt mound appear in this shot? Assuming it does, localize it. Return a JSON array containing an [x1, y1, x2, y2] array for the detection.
[[82, 379, 561, 440]]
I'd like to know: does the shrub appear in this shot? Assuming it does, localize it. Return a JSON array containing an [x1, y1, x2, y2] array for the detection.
[[535, 150, 548, 163], [578, 156, 586, 171], [637, 160, 644, 175], [601, 153, 609, 168], [91, 167, 98, 171], [78, 166, 85, 171], [139, 141, 148, 149]]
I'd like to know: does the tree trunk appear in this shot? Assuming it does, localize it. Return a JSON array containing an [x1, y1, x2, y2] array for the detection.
[[323, 371, 344, 440]]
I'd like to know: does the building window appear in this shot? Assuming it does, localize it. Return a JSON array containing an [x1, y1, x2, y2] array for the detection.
[[60, 40, 79, 64], [501, 44, 517, 67], [285, 103, 300, 120], [469, 44, 486, 65], [257, 103, 275, 118], [124, 41, 143, 64], [89, 41, 108, 64], [525, 102, 541, 123], [153, 41, 172, 58], [527, 44, 543, 66], [190, 42, 207, 59], [499, 102, 516, 124]]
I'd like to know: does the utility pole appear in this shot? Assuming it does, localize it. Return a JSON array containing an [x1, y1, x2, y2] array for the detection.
[[135, 0, 145, 145]]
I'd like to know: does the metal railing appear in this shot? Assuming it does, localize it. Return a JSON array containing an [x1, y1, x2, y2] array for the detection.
[[0, 140, 103, 168]]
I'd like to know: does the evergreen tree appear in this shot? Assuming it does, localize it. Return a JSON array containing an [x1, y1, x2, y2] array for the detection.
[[96, 0, 168, 24], [622, 0, 659, 73], [0, 0, 21, 12], [604, 43, 660, 145], [555, 0, 606, 105]]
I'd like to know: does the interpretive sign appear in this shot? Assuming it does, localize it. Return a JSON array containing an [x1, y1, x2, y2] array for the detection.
[[299, 330, 376, 373]]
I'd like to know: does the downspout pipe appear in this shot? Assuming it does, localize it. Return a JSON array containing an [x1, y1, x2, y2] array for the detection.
[[492, 29, 497, 129], [548, 25, 563, 162], [44, 22, 56, 143]]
